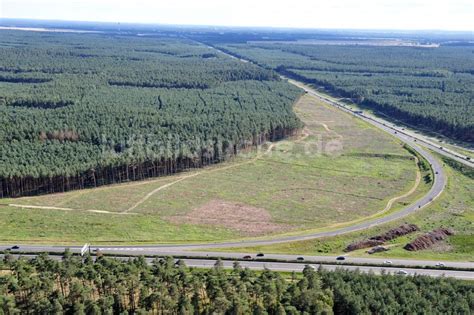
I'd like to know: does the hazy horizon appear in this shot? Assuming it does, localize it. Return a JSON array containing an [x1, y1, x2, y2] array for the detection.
[[1, 0, 473, 32]]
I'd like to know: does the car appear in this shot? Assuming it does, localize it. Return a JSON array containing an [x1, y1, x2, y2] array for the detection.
[[336, 256, 346, 261], [10, 245, 20, 250], [396, 270, 408, 275], [435, 262, 445, 267], [296, 257, 305, 261], [256, 253, 264, 257], [243, 255, 252, 260], [384, 260, 392, 264]]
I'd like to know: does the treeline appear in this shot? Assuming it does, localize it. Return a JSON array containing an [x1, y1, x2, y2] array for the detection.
[[215, 43, 474, 144], [0, 253, 472, 314], [1, 127, 295, 197], [0, 31, 302, 197]]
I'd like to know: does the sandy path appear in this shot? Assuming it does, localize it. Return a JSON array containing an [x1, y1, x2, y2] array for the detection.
[[381, 157, 422, 213], [7, 203, 133, 215], [123, 141, 280, 213], [123, 128, 313, 214], [320, 122, 343, 139]]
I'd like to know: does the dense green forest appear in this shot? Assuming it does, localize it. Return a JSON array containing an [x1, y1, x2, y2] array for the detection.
[[214, 43, 474, 144], [0, 253, 472, 314], [0, 31, 302, 197]]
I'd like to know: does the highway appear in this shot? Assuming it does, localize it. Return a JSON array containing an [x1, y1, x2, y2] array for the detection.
[[2, 245, 472, 270], [2, 254, 473, 280]]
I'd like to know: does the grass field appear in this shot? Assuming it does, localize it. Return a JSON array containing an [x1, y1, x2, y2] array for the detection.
[[220, 156, 473, 261], [0, 95, 420, 244]]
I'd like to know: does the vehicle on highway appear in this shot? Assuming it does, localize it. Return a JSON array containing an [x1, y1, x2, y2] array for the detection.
[[296, 257, 305, 261], [384, 260, 392, 264], [243, 255, 252, 260], [256, 253, 265, 257], [435, 262, 445, 267], [10, 245, 20, 250], [397, 270, 408, 275], [336, 256, 346, 261]]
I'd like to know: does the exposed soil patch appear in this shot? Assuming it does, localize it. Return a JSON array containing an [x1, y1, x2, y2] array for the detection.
[[404, 228, 454, 251], [345, 223, 419, 252], [166, 199, 291, 236], [371, 223, 420, 242], [345, 239, 384, 252]]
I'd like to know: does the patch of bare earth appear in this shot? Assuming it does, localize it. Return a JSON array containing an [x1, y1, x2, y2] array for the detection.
[[166, 199, 291, 236]]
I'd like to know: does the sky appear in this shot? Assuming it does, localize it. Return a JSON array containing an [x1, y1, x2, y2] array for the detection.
[[1, 0, 473, 31]]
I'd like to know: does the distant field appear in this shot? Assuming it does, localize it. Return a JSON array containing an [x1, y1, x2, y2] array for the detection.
[[222, 157, 473, 261], [0, 95, 420, 243]]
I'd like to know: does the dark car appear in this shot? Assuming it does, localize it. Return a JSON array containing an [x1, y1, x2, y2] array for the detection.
[[11, 245, 20, 250], [336, 256, 346, 261], [243, 255, 252, 260], [296, 257, 304, 261], [256, 253, 264, 257]]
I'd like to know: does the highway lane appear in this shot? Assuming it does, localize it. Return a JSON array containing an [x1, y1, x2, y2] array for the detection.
[[3, 246, 472, 271], [2, 254, 473, 280]]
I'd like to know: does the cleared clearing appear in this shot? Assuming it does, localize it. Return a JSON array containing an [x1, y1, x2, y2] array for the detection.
[[2, 95, 420, 243], [167, 199, 290, 236]]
